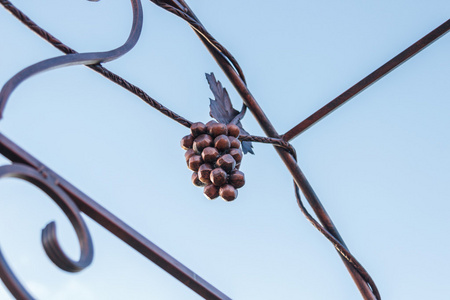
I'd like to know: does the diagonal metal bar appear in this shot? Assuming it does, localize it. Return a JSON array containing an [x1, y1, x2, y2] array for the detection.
[[199, 37, 378, 300], [282, 18, 450, 142], [174, 3, 379, 298], [0, 132, 231, 300]]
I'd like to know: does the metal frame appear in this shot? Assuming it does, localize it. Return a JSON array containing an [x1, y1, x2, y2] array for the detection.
[[0, 0, 448, 299]]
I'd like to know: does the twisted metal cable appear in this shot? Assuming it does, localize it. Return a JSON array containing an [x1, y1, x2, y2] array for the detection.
[[286, 146, 380, 299], [293, 182, 380, 299], [151, 0, 249, 125], [0, 0, 193, 128], [151, 0, 247, 84], [89, 66, 194, 128], [239, 134, 296, 155]]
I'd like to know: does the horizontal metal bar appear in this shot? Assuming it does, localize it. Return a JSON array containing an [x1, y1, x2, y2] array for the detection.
[[282, 18, 450, 142]]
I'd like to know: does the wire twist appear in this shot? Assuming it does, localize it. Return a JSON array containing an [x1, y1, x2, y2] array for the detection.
[[151, 0, 247, 84], [239, 135, 296, 155]]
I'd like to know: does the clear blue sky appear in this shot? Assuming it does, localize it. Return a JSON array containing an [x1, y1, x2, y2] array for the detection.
[[0, 0, 449, 299]]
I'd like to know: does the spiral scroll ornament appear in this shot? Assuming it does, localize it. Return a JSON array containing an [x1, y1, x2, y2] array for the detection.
[[0, 0, 144, 119], [0, 164, 93, 299]]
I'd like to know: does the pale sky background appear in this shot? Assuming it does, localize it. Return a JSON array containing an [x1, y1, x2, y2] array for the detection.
[[0, 0, 449, 299]]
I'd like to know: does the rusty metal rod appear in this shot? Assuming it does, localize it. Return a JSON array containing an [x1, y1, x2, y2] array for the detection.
[[0, 132, 231, 300], [192, 19, 378, 300], [282, 19, 450, 142]]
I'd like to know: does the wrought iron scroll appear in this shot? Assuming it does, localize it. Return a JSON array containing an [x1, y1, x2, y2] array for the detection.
[[1, 0, 449, 299], [0, 163, 93, 299], [0, 0, 143, 117]]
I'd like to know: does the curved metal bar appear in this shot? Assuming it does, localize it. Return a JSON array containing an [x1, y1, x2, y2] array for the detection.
[[293, 182, 380, 299], [151, 0, 247, 84], [0, 0, 144, 119], [0, 163, 94, 299], [154, 1, 251, 134]]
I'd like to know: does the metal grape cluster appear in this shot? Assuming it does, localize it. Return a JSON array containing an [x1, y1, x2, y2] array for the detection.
[[181, 120, 245, 201]]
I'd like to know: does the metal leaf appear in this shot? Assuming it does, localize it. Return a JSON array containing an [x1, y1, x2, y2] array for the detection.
[[206, 73, 254, 154]]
